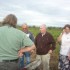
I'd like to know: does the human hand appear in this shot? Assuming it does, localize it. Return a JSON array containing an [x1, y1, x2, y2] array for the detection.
[[48, 50, 53, 54], [62, 29, 65, 34], [30, 50, 35, 54], [18, 49, 23, 57]]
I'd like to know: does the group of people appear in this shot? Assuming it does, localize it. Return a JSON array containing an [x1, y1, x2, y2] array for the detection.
[[0, 14, 70, 70]]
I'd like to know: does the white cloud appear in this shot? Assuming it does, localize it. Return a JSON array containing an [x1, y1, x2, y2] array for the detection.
[[0, 0, 70, 27]]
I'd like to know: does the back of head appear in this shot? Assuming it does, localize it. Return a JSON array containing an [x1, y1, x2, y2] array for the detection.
[[2, 14, 17, 28]]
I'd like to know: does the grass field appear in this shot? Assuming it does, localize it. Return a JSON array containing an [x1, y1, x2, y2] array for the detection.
[[18, 26, 62, 70]]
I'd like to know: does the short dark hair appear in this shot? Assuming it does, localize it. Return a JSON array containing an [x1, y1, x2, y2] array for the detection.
[[2, 14, 17, 28], [63, 24, 70, 29]]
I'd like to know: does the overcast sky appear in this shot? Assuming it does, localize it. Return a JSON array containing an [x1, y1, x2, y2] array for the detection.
[[0, 0, 70, 27]]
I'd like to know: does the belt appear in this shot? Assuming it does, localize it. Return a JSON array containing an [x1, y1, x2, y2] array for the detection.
[[0, 59, 18, 62]]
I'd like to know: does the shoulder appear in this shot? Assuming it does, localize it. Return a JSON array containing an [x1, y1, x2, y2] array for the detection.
[[37, 33, 41, 36], [46, 32, 54, 39], [28, 31, 33, 35], [12, 27, 26, 37], [13, 28, 23, 33], [46, 32, 52, 36], [35, 33, 41, 38]]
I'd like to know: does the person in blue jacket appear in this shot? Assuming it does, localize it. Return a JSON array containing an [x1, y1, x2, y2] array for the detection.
[[20, 23, 34, 69]]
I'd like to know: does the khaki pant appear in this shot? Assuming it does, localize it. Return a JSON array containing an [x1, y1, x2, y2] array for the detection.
[[36, 53, 50, 70]]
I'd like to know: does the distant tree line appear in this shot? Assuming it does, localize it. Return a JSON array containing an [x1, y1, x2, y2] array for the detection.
[[29, 25, 62, 29], [0, 22, 62, 30]]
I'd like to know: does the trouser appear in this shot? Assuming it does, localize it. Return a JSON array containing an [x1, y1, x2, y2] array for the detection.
[[24, 52, 30, 65], [19, 52, 30, 69], [36, 53, 50, 70], [0, 61, 19, 70]]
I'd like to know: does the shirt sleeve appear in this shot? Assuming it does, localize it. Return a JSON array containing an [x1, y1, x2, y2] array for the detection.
[[22, 33, 34, 47], [29, 32, 35, 42], [48, 33, 56, 50]]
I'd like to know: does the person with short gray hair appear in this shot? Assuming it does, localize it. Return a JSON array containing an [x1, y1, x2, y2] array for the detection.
[[35, 24, 56, 70], [19, 23, 35, 69]]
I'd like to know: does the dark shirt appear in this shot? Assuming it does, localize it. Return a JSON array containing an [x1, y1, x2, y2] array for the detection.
[[35, 32, 56, 55]]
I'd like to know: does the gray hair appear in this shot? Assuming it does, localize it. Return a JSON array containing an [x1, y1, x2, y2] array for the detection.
[[40, 24, 46, 29]]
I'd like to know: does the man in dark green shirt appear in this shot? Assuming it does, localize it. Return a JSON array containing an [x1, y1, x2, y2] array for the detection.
[[0, 14, 36, 70]]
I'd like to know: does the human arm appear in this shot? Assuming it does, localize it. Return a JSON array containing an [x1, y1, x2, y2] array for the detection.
[[18, 44, 36, 57], [57, 29, 65, 42], [48, 33, 56, 54], [18, 33, 36, 57]]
